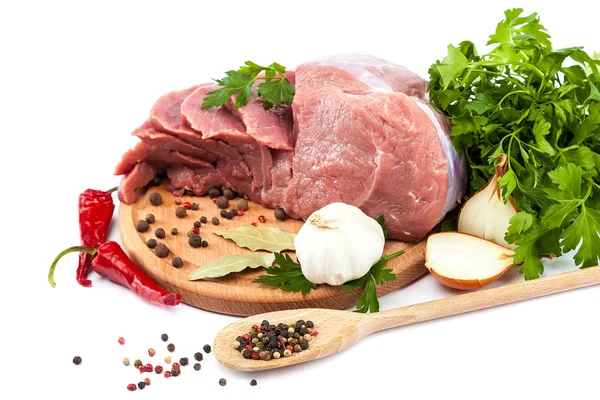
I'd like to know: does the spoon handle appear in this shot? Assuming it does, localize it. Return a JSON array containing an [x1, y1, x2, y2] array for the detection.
[[360, 266, 600, 334]]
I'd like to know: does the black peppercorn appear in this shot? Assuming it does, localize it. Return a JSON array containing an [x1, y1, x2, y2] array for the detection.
[[188, 234, 202, 248], [194, 363, 201, 371], [200, 216, 208, 223], [136, 220, 149, 232], [155, 244, 169, 258], [149, 192, 162, 206], [172, 257, 183, 268], [299, 339, 309, 350], [223, 188, 235, 200], [219, 378, 227, 386], [146, 238, 157, 249], [242, 349, 252, 359], [150, 175, 162, 186], [171, 368, 180, 377], [175, 207, 187, 218], [208, 187, 222, 197], [155, 228, 166, 238], [171, 228, 178, 235], [230, 208, 238, 216], [250, 379, 257, 386], [306, 321, 314, 328], [145, 214, 156, 224], [137, 381, 145, 390], [193, 221, 201, 228], [179, 357, 189, 366], [220, 209, 228, 218], [274, 208, 287, 221], [211, 217, 220, 225], [184, 189, 195, 197], [226, 211, 234, 219], [72, 356, 82, 365], [216, 196, 229, 209], [167, 343, 175, 352], [194, 352, 203, 361], [161, 334, 168, 342], [191, 202, 199, 210], [237, 199, 249, 211], [201, 240, 208, 248], [203, 344, 212, 353]]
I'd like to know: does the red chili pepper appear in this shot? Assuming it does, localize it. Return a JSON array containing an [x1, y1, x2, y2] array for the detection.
[[48, 241, 181, 307], [76, 187, 117, 287]]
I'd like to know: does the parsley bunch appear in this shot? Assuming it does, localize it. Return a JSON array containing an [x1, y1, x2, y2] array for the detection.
[[428, 8, 600, 279]]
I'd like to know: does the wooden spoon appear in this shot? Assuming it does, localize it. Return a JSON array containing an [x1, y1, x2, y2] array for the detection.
[[214, 266, 600, 371]]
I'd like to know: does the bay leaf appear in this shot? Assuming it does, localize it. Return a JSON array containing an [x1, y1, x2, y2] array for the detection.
[[188, 253, 276, 280], [213, 224, 295, 252]]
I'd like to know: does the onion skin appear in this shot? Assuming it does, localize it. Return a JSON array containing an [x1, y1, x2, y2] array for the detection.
[[429, 265, 516, 290]]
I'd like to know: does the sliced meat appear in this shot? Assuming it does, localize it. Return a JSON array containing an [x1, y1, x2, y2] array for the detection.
[[262, 150, 298, 216], [167, 165, 223, 197], [117, 162, 160, 204]]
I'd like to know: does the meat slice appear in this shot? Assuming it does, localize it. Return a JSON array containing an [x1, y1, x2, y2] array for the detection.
[[117, 162, 161, 204], [285, 55, 466, 241], [167, 165, 223, 197], [261, 149, 300, 218]]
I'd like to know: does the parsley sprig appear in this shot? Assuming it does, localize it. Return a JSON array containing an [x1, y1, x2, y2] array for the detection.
[[201, 61, 295, 110], [252, 252, 316, 295], [428, 8, 600, 278]]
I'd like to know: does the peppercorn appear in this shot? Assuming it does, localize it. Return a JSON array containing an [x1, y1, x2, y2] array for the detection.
[[175, 206, 187, 218], [304, 334, 312, 342], [203, 344, 212, 353], [208, 187, 221, 198], [184, 189, 195, 197], [272, 351, 281, 359], [250, 379, 257, 386], [136, 220, 149, 232], [179, 357, 189, 366], [259, 351, 269, 360], [183, 201, 192, 210], [219, 378, 227, 386], [212, 217, 220, 225], [187, 230, 194, 237], [164, 355, 172, 364], [72, 356, 82, 365], [138, 381, 146, 390], [201, 240, 208, 248], [283, 349, 292, 357], [306, 320, 314, 328], [155, 228, 166, 238], [144, 378, 151, 386], [225, 211, 233, 219], [274, 208, 287, 221], [146, 238, 157, 249], [167, 343, 175, 352], [172, 257, 183, 268], [175, 198, 182, 205], [148, 348, 156, 357], [149, 192, 162, 206], [155, 243, 169, 258], [230, 208, 238, 216], [127, 383, 136, 391], [145, 363, 153, 372], [237, 199, 249, 211], [193, 221, 201, 228], [154, 365, 163, 374], [199, 216, 207, 224], [161, 333, 168, 342], [251, 351, 260, 360], [139, 365, 145, 373], [189, 234, 202, 248], [220, 209, 227, 218], [216, 196, 229, 209], [145, 213, 156, 224], [299, 339, 309, 350], [242, 349, 252, 359], [164, 371, 171, 378], [150, 175, 162, 186], [134, 359, 142, 368], [194, 352, 203, 362], [172, 362, 181, 369], [123, 357, 130, 366], [191, 202, 199, 211], [171, 368, 180, 377]]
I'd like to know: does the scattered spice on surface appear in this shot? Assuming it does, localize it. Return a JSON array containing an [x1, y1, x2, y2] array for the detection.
[[145, 363, 153, 372], [184, 189, 195, 197], [203, 344, 212, 353], [155, 228, 166, 239], [274, 208, 287, 221], [118, 337, 125, 345], [219, 378, 227, 386], [183, 201, 192, 210], [123, 358, 130, 366], [200, 216, 207, 223], [171, 228, 178, 236], [194, 363, 201, 371], [137, 381, 146, 390], [212, 196, 218, 204], [191, 202, 199, 211], [164, 371, 171, 378], [143, 378, 151, 386], [172, 257, 183, 268], [251, 222, 257, 227], [167, 344, 175, 353], [179, 357, 189, 366], [136, 220, 149, 233], [208, 187, 222, 198], [146, 238, 157, 249], [161, 333, 168, 342], [220, 209, 228, 218], [238, 209, 245, 216], [139, 365, 145, 373], [175, 207, 187, 218], [192, 226, 200, 235], [164, 355, 172, 364], [127, 383, 137, 391], [223, 188, 235, 200], [216, 196, 229, 209], [171, 367, 181, 377], [72, 356, 82, 365], [148, 348, 156, 357], [236, 199, 249, 211], [250, 379, 257, 386], [149, 192, 162, 206], [187, 230, 194, 237], [258, 215, 267, 223], [154, 365, 163, 374], [212, 217, 220, 225], [201, 240, 208, 248], [194, 352, 203, 362], [155, 244, 169, 258], [134, 359, 142, 368], [225, 211, 234, 220], [230, 208, 238, 216], [189, 234, 202, 248], [172, 362, 181, 369], [150, 176, 162, 187], [175, 198, 182, 206], [193, 221, 201, 228], [145, 214, 156, 224]]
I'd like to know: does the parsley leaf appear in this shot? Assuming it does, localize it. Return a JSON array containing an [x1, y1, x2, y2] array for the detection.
[[429, 8, 600, 278], [202, 61, 294, 110], [375, 215, 389, 237], [253, 252, 315, 295]]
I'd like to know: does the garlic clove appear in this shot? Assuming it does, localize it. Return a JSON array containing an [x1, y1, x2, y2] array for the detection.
[[295, 202, 385, 286], [457, 154, 518, 249], [425, 232, 517, 290]]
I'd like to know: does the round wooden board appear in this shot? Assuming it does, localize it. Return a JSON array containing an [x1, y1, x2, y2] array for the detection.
[[118, 183, 428, 316]]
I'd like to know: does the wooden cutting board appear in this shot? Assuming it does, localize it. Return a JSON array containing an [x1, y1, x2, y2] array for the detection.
[[118, 183, 428, 316]]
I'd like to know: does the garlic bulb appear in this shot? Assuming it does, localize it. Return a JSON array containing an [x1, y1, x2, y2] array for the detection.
[[457, 154, 518, 249], [294, 202, 385, 286]]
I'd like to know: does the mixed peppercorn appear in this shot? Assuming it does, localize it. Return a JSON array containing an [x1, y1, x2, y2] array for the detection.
[[234, 319, 317, 361]]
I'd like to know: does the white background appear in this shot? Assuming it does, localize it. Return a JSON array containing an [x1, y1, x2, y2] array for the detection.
[[1, 1, 599, 399]]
